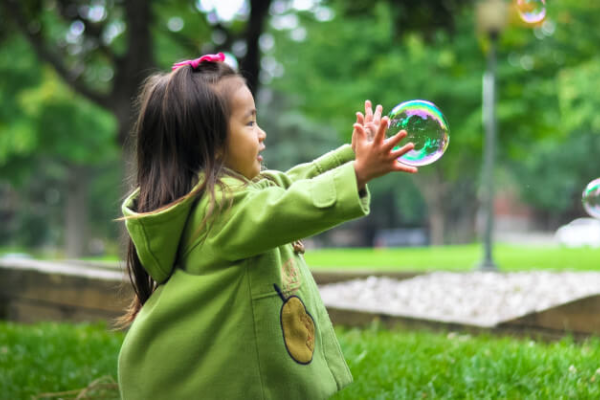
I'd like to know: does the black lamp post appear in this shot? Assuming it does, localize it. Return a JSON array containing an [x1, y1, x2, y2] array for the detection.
[[476, 0, 508, 271]]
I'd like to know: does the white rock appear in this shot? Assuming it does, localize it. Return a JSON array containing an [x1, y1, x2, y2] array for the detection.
[[318, 271, 600, 327]]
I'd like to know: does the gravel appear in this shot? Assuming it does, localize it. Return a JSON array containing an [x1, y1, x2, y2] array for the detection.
[[318, 271, 600, 327]]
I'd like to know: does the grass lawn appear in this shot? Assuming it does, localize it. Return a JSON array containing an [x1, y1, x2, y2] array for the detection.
[[3, 321, 600, 399], [0, 322, 124, 400], [4, 244, 600, 272], [333, 326, 600, 399], [305, 244, 600, 271]]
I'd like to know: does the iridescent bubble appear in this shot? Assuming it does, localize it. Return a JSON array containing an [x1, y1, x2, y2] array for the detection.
[[582, 178, 600, 219], [387, 100, 450, 167], [517, 0, 546, 24]]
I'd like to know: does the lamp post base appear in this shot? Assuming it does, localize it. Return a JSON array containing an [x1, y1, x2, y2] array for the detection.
[[476, 260, 499, 271]]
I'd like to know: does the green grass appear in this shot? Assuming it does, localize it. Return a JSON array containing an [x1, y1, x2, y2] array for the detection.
[[305, 244, 600, 271], [0, 321, 124, 400], [3, 321, 600, 399], [4, 244, 600, 271], [333, 325, 600, 399]]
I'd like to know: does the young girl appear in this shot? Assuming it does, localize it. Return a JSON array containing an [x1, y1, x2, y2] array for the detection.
[[118, 53, 417, 400]]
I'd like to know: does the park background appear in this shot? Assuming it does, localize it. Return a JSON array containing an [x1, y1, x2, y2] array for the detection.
[[2, 0, 599, 258], [2, 0, 600, 398]]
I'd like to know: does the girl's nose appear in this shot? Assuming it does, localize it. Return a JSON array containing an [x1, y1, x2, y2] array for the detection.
[[258, 126, 267, 141]]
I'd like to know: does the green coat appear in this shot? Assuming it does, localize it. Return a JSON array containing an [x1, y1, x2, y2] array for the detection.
[[119, 145, 370, 400]]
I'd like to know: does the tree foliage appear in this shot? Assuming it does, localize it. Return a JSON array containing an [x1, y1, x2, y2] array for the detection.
[[498, 0, 600, 219], [0, 0, 274, 253], [3, 0, 600, 251], [267, 2, 484, 243], [265, 0, 600, 242]]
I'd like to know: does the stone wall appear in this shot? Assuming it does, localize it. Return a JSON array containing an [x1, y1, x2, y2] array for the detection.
[[0, 259, 130, 325], [0, 260, 417, 325]]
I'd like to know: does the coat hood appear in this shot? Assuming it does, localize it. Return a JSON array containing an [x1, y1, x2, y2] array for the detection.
[[121, 188, 198, 283]]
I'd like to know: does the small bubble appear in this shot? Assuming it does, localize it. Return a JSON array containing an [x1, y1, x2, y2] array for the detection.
[[517, 0, 546, 24], [583, 178, 600, 219]]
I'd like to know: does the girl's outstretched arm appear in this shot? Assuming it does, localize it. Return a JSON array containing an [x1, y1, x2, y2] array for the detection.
[[184, 116, 417, 261], [187, 162, 370, 261], [261, 144, 356, 188]]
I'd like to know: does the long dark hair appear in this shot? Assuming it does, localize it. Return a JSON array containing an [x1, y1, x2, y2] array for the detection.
[[117, 60, 243, 327]]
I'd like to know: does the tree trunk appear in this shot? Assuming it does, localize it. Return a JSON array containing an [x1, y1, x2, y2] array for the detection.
[[446, 179, 478, 243], [415, 165, 478, 245], [449, 207, 477, 243], [242, 0, 273, 94], [416, 168, 448, 245], [422, 182, 478, 245], [65, 164, 88, 258]]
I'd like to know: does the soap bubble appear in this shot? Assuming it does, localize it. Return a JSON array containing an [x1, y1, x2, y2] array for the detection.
[[582, 178, 600, 219], [517, 0, 546, 24], [387, 100, 450, 167]]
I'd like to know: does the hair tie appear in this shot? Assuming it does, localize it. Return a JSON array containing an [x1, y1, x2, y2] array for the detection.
[[171, 52, 225, 71]]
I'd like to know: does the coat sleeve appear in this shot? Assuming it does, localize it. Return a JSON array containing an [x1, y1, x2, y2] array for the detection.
[[260, 144, 355, 189], [206, 162, 369, 261]]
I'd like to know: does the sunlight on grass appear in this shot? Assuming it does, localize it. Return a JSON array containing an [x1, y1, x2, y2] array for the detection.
[[305, 244, 600, 271], [5, 244, 600, 271], [4, 244, 599, 271]]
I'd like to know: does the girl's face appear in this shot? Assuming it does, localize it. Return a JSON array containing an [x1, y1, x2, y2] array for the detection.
[[223, 84, 266, 180]]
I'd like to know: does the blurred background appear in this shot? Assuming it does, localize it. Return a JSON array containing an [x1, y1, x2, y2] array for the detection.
[[1, 0, 599, 261]]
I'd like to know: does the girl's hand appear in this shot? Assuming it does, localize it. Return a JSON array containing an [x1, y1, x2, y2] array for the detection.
[[353, 100, 382, 153], [358, 100, 383, 137], [352, 116, 418, 191]]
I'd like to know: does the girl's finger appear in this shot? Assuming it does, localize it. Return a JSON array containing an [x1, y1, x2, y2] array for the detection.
[[356, 112, 365, 126], [373, 105, 383, 124], [392, 161, 418, 174], [353, 123, 367, 139], [365, 100, 373, 123], [374, 116, 389, 143], [384, 129, 408, 151], [390, 142, 415, 159]]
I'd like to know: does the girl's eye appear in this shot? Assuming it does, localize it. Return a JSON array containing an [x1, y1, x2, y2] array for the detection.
[[247, 121, 255, 127]]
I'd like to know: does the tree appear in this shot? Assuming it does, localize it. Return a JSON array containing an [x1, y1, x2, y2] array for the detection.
[[1, 0, 273, 146], [0, 31, 119, 253], [1, 0, 274, 256], [266, 0, 600, 244], [499, 0, 600, 226], [268, 2, 484, 244]]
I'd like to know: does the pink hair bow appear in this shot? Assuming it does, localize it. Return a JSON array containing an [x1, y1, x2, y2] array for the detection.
[[171, 52, 225, 71]]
